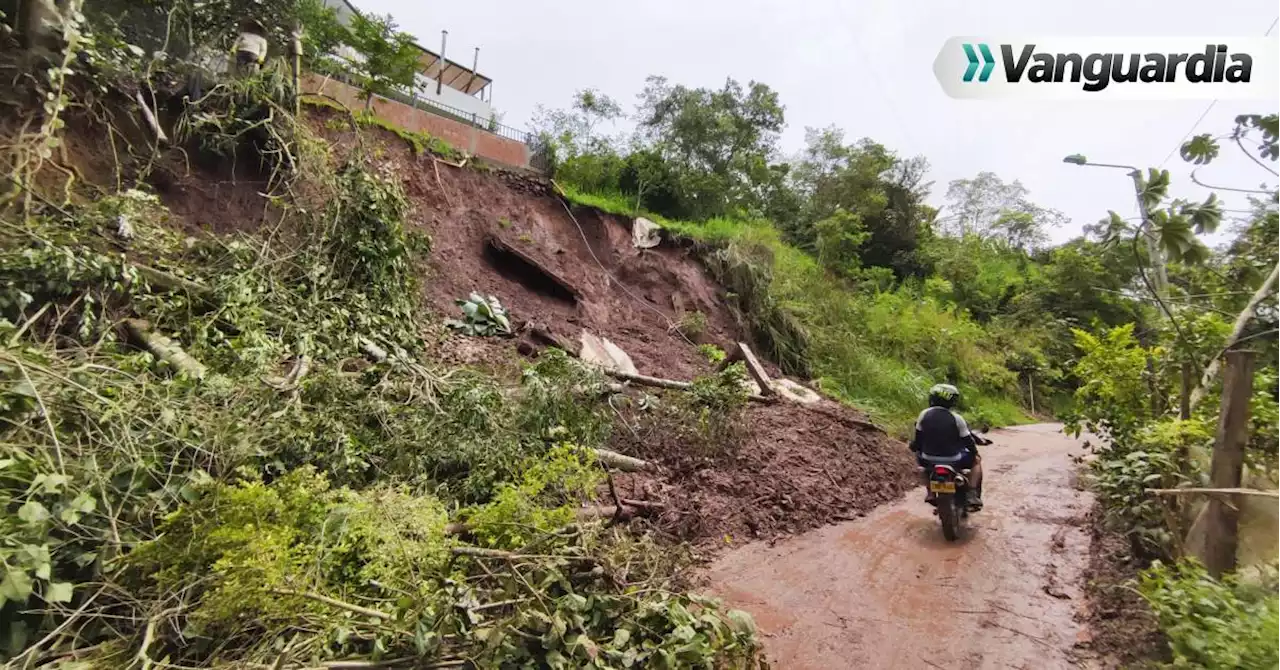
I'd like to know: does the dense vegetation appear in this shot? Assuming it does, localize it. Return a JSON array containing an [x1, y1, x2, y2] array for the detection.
[[537, 84, 1160, 432]]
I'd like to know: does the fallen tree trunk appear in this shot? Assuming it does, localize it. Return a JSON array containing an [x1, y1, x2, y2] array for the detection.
[[124, 320, 207, 379], [593, 448, 652, 472], [135, 264, 211, 296], [1189, 262, 1278, 410], [134, 90, 169, 145]]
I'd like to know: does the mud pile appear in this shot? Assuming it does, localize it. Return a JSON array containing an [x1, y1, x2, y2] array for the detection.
[[613, 399, 918, 546]]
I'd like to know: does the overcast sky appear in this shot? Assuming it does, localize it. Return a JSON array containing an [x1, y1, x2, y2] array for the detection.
[[361, 0, 1278, 245]]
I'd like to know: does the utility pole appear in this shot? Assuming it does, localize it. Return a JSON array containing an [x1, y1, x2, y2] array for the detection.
[[1128, 168, 1169, 299], [436, 30, 448, 96]]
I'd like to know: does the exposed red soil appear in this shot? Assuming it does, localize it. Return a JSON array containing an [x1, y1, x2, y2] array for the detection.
[[309, 108, 739, 382], [1077, 504, 1168, 668], [310, 113, 922, 547], [613, 398, 919, 547]]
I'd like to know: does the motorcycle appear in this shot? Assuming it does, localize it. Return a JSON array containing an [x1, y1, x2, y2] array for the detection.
[[921, 434, 991, 542]]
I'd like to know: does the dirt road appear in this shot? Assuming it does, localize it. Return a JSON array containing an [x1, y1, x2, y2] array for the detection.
[[706, 423, 1093, 669]]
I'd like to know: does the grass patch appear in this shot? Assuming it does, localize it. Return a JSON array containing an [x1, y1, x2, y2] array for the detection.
[[301, 96, 462, 160], [561, 190, 1033, 435]]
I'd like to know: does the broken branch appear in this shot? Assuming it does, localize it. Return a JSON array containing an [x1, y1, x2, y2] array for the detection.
[[721, 342, 775, 396], [134, 90, 169, 145], [593, 448, 652, 472], [269, 589, 391, 621], [1147, 487, 1279, 498], [134, 264, 211, 296], [604, 369, 691, 391], [358, 336, 388, 362], [124, 320, 207, 379], [1190, 262, 1278, 410]]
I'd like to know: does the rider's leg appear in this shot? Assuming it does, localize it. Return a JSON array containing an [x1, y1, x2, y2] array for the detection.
[[968, 454, 984, 505], [917, 455, 935, 501]]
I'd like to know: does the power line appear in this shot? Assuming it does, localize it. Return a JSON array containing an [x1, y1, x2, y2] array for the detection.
[[1158, 16, 1279, 169], [1158, 102, 1218, 168]]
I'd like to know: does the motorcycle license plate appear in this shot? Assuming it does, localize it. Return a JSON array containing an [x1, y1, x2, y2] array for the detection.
[[930, 481, 956, 494]]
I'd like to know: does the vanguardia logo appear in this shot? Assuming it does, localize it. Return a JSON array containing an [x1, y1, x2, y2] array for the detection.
[[962, 43, 995, 82], [935, 37, 1277, 100]]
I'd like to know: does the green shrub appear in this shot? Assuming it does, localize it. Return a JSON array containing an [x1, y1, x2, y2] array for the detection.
[[659, 363, 751, 456], [1139, 559, 1279, 669], [462, 443, 600, 549], [1088, 418, 1209, 558], [676, 310, 708, 340], [1063, 324, 1154, 444], [127, 467, 452, 633], [698, 343, 727, 364]]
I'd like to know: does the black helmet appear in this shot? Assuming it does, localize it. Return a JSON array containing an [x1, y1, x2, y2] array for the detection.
[[928, 383, 960, 409]]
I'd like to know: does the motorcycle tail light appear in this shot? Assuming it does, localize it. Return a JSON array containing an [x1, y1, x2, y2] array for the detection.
[[933, 466, 951, 476]]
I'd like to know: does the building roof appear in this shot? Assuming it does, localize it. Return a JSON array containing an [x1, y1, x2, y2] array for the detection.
[[414, 48, 490, 96], [323, 0, 491, 96]]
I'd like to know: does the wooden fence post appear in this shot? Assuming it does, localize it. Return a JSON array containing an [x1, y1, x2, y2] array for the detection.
[[1193, 350, 1254, 577]]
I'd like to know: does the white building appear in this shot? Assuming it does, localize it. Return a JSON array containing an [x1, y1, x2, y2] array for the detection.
[[321, 0, 496, 125]]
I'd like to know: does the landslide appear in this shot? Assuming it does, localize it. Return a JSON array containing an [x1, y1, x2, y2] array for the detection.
[[9, 88, 917, 549], [304, 108, 919, 545]]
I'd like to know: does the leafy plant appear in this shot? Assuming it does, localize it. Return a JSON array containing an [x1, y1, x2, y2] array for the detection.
[[1139, 559, 1279, 669], [446, 292, 514, 337], [343, 12, 421, 110], [1063, 324, 1153, 445], [676, 310, 708, 340], [1086, 419, 1207, 557], [698, 343, 727, 364]]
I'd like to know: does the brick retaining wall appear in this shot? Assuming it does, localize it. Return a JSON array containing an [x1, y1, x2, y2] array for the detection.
[[302, 74, 531, 170]]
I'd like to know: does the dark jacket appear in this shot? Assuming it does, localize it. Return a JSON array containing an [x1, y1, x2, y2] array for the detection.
[[909, 406, 978, 458]]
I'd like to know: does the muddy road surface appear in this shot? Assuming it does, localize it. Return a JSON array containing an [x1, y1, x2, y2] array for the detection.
[[706, 423, 1092, 669]]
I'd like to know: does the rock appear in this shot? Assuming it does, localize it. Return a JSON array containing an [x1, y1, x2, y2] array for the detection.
[[579, 331, 639, 376], [632, 217, 662, 249], [773, 378, 822, 404]]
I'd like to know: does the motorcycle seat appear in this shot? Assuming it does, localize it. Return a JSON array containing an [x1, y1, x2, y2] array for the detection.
[[920, 453, 965, 464]]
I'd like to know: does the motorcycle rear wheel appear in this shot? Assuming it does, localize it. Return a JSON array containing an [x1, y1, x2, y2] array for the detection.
[[937, 493, 959, 541]]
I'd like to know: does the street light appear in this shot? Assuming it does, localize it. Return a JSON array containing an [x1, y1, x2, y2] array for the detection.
[[1062, 154, 1139, 173], [1062, 153, 1168, 295]]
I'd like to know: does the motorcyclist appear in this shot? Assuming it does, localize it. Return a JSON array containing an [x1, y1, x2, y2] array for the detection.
[[908, 383, 989, 510]]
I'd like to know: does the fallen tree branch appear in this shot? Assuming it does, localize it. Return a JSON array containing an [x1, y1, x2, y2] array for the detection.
[[619, 498, 666, 510], [124, 319, 207, 379], [264, 354, 312, 392], [719, 342, 775, 396], [604, 369, 691, 391], [134, 264, 211, 296], [269, 589, 391, 620], [358, 336, 388, 362], [432, 158, 453, 207], [1190, 262, 1279, 411], [1147, 487, 1279, 498], [134, 90, 169, 145], [449, 547, 597, 562], [593, 448, 652, 472]]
